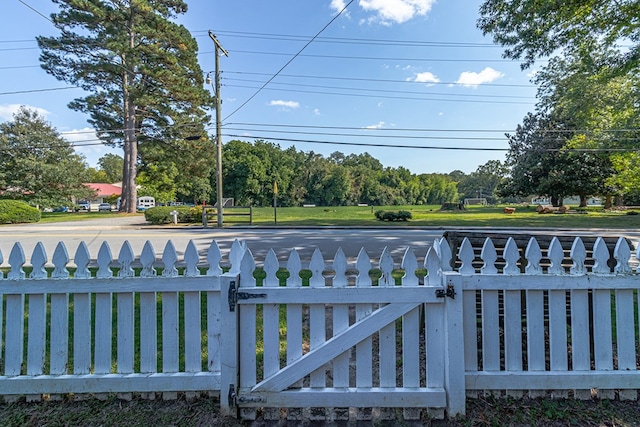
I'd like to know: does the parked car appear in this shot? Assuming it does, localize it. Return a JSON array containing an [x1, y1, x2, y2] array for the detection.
[[98, 203, 112, 212], [77, 201, 90, 212]]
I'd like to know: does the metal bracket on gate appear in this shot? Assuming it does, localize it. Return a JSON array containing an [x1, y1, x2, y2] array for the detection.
[[228, 384, 237, 407], [436, 283, 456, 299], [228, 281, 267, 312]]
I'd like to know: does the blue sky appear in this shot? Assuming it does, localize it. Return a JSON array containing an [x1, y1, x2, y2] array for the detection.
[[1, 0, 540, 174]]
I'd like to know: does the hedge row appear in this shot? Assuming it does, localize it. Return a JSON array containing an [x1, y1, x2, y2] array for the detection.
[[143, 206, 206, 224], [0, 200, 41, 224], [374, 210, 412, 222]]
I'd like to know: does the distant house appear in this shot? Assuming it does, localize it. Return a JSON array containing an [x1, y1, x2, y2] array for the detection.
[[83, 183, 122, 208]]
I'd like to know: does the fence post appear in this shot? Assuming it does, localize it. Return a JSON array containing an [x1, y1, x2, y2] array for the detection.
[[442, 271, 465, 416], [220, 273, 239, 417]]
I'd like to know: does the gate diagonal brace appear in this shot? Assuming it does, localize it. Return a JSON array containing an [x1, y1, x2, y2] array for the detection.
[[228, 281, 266, 311]]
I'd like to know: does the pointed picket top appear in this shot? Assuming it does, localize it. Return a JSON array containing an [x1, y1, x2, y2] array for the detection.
[[286, 249, 302, 288], [436, 237, 453, 272], [239, 248, 256, 288], [73, 242, 91, 279], [30, 242, 48, 279], [96, 241, 114, 278], [401, 247, 419, 287], [139, 241, 157, 278], [355, 247, 372, 287], [458, 237, 475, 275], [525, 238, 543, 275], [206, 240, 223, 276], [570, 237, 587, 275], [117, 241, 135, 278], [52, 242, 70, 279], [378, 247, 394, 287], [424, 246, 441, 286], [502, 237, 520, 275], [309, 248, 326, 288], [613, 237, 632, 274], [480, 238, 498, 275], [592, 237, 611, 274], [547, 237, 564, 275], [264, 249, 280, 287], [8, 242, 26, 280], [161, 240, 179, 277], [229, 239, 245, 274], [183, 240, 200, 277], [333, 247, 348, 288]]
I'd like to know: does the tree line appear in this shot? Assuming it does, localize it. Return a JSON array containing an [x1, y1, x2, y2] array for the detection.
[[1, 108, 508, 208]]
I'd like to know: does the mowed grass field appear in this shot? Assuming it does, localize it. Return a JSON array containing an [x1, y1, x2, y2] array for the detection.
[[229, 204, 640, 228]]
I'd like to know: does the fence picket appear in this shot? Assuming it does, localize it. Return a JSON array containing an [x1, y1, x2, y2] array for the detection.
[[184, 241, 202, 374], [425, 247, 445, 392], [239, 248, 257, 420], [207, 240, 223, 276], [548, 238, 568, 398], [308, 247, 327, 422], [480, 239, 500, 379], [263, 249, 281, 385], [355, 248, 373, 421], [332, 248, 350, 389], [502, 238, 522, 398], [525, 238, 545, 398], [569, 238, 591, 399], [27, 243, 47, 383], [592, 237, 614, 399], [117, 242, 135, 377], [402, 248, 422, 419], [139, 241, 158, 374]]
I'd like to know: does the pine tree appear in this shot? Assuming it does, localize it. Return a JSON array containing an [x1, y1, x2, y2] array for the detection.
[[38, 0, 214, 212]]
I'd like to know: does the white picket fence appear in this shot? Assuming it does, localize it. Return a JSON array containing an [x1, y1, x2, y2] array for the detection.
[[1, 234, 640, 421]]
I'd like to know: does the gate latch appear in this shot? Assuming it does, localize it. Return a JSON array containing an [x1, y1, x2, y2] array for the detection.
[[436, 283, 456, 299], [228, 384, 237, 407], [228, 281, 267, 311]]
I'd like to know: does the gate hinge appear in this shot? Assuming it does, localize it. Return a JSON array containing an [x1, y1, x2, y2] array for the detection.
[[228, 281, 267, 312], [436, 283, 456, 299], [228, 384, 237, 407]]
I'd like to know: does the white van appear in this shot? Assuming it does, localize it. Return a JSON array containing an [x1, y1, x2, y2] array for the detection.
[[137, 196, 155, 211]]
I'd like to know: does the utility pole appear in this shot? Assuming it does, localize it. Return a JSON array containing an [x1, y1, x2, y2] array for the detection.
[[209, 31, 228, 228]]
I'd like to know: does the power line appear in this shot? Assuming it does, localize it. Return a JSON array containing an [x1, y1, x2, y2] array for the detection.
[[0, 86, 79, 95], [223, 70, 537, 88], [222, 0, 355, 121], [193, 29, 500, 48], [223, 78, 534, 99], [224, 83, 533, 105]]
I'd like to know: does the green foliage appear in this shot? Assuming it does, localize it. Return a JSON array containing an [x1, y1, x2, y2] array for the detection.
[[98, 153, 124, 183], [0, 107, 94, 208], [143, 206, 198, 224], [0, 200, 41, 224], [37, 0, 214, 212], [222, 140, 459, 207], [374, 210, 412, 222], [478, 0, 640, 74]]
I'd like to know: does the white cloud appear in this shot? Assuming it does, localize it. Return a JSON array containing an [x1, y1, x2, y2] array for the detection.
[[455, 67, 504, 88], [359, 0, 435, 24], [313, 108, 321, 115], [0, 104, 50, 121], [364, 121, 385, 129], [268, 100, 300, 109], [409, 71, 440, 84], [330, 0, 350, 17]]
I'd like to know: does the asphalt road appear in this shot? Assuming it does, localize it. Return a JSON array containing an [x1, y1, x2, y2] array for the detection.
[[2, 215, 639, 267], [0, 216, 445, 266]]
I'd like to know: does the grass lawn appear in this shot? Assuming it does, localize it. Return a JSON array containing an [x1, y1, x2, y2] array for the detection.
[[228, 204, 640, 229]]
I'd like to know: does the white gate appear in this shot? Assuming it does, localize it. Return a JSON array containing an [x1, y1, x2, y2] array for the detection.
[[231, 244, 465, 420]]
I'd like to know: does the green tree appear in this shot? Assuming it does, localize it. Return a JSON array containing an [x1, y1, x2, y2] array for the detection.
[[38, 0, 214, 213], [458, 160, 509, 203], [98, 153, 124, 183], [478, 0, 640, 74], [0, 107, 94, 208]]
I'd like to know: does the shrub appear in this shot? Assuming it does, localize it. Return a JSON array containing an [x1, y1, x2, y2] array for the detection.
[[144, 206, 199, 224], [374, 210, 412, 222], [0, 200, 41, 224]]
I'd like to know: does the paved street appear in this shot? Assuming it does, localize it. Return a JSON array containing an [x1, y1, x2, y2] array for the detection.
[[0, 215, 444, 266], [2, 215, 639, 267]]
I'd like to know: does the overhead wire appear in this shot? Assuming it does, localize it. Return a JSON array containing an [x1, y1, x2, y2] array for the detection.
[[222, 0, 355, 121]]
